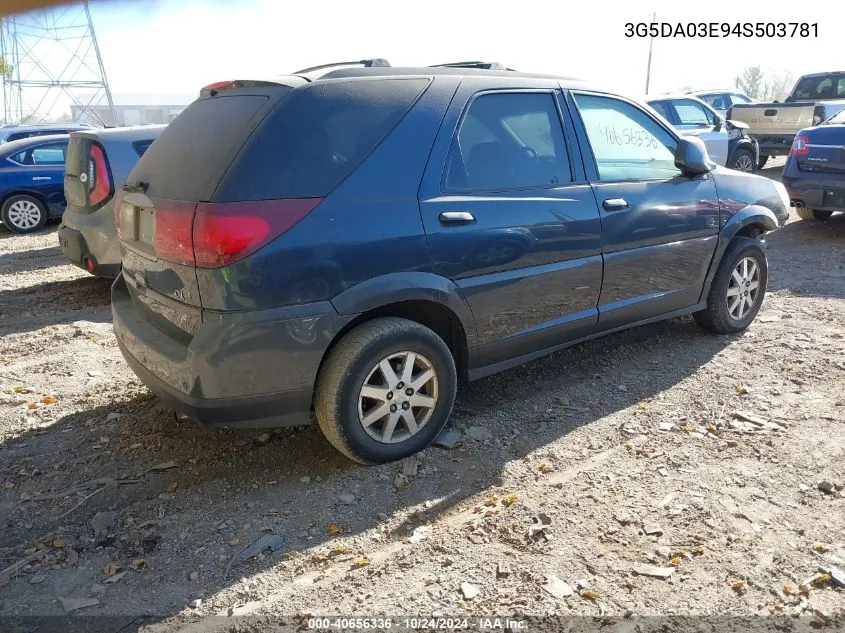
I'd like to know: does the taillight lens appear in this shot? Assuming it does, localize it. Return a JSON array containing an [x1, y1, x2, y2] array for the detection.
[[192, 198, 322, 268], [88, 143, 113, 208], [789, 135, 810, 157], [154, 200, 197, 265]]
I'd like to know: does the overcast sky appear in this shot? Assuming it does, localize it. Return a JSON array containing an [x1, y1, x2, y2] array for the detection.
[[4, 0, 843, 117]]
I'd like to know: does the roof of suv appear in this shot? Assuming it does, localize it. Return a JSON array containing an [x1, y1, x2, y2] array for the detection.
[[317, 66, 600, 90]]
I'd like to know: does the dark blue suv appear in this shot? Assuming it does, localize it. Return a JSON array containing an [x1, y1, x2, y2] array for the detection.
[[111, 61, 790, 464]]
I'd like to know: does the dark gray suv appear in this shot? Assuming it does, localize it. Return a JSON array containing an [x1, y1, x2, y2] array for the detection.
[[112, 60, 790, 464]]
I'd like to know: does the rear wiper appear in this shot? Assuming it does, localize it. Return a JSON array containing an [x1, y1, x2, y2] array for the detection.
[[122, 181, 148, 193]]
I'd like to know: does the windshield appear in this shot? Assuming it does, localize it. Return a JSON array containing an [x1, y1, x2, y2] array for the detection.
[[792, 74, 845, 100]]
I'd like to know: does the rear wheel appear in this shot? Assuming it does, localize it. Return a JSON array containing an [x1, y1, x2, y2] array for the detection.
[[1, 195, 47, 234], [728, 149, 756, 172], [694, 237, 768, 334], [796, 206, 833, 221], [314, 317, 457, 464]]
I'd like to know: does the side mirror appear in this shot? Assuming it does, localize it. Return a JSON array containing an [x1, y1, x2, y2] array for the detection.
[[675, 136, 716, 176], [712, 113, 724, 130]]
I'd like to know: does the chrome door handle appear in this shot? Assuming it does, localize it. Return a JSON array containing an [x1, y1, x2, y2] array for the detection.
[[438, 211, 475, 224], [602, 198, 629, 212], [32, 176, 51, 181]]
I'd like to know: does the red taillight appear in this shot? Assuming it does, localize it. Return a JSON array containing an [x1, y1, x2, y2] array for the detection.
[[88, 143, 113, 208], [789, 135, 810, 157], [155, 200, 197, 265], [192, 198, 322, 268], [200, 81, 236, 98]]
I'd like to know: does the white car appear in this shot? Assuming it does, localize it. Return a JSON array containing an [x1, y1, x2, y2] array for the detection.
[[646, 94, 760, 172], [689, 89, 756, 118]]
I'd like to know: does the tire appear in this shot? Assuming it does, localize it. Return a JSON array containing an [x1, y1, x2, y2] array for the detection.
[[757, 155, 769, 170], [314, 317, 457, 464], [796, 206, 833, 221], [727, 148, 756, 173], [1, 194, 47, 234], [694, 237, 768, 334]]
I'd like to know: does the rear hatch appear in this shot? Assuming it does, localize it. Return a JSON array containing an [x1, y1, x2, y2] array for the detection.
[[116, 90, 280, 340], [791, 125, 845, 174], [116, 77, 430, 338], [729, 103, 816, 135], [65, 132, 115, 213]]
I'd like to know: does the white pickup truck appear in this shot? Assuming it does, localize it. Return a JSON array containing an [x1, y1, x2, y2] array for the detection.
[[728, 71, 845, 167]]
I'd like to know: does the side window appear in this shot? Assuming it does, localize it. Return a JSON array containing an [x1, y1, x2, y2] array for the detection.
[[647, 101, 673, 122], [30, 142, 67, 165], [574, 93, 681, 182], [672, 99, 712, 126], [8, 149, 29, 165], [445, 92, 571, 192]]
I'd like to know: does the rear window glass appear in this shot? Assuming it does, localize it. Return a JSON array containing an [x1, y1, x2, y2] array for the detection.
[[128, 93, 275, 201], [214, 78, 430, 201], [792, 74, 845, 100]]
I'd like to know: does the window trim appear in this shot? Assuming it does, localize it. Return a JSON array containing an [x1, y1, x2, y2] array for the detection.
[[440, 88, 575, 194], [569, 90, 686, 185]]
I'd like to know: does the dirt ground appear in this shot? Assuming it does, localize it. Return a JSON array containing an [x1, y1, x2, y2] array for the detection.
[[1, 160, 844, 632]]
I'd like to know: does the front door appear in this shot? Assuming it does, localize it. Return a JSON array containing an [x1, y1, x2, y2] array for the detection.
[[418, 88, 603, 369], [568, 92, 721, 330]]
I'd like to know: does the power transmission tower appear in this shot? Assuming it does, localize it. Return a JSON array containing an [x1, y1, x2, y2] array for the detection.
[[0, 0, 115, 126]]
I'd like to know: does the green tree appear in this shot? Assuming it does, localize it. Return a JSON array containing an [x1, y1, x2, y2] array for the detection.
[[0, 56, 13, 80], [735, 66, 765, 99]]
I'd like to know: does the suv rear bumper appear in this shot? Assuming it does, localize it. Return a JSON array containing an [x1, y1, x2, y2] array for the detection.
[[58, 224, 121, 278], [111, 273, 353, 428]]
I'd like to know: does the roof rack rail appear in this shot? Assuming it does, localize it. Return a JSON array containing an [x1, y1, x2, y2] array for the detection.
[[292, 59, 391, 75], [428, 61, 512, 71]]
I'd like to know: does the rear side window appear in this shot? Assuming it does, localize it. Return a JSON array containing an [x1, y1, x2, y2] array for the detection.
[[132, 139, 155, 157], [445, 92, 571, 192], [129, 93, 275, 201], [31, 142, 67, 165], [214, 78, 430, 202]]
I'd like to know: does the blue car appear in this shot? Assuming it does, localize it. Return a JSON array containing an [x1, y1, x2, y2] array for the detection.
[[0, 134, 69, 233], [112, 60, 790, 464], [782, 108, 845, 221]]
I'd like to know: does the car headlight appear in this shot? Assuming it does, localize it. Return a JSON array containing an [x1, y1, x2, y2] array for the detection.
[[728, 127, 747, 140]]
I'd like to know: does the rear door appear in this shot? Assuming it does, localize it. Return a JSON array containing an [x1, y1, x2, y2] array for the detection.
[[6, 141, 68, 213], [419, 86, 603, 368], [568, 91, 721, 329]]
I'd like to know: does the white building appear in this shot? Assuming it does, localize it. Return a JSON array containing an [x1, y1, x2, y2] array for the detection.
[[71, 93, 194, 127]]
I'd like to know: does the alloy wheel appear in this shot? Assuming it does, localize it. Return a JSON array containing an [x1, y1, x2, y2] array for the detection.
[[734, 154, 755, 172], [726, 256, 761, 320], [6, 199, 43, 231], [357, 351, 439, 443]]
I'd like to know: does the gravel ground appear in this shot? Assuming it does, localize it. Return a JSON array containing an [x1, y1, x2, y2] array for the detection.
[[1, 160, 844, 631]]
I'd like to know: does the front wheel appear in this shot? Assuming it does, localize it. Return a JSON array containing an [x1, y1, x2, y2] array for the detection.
[[314, 317, 457, 464], [728, 148, 756, 173], [1, 194, 47, 234], [694, 237, 768, 334]]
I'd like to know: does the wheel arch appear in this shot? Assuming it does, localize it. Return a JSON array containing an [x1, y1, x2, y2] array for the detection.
[[0, 189, 50, 213], [328, 273, 478, 381], [700, 205, 776, 300]]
